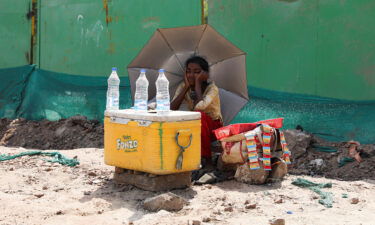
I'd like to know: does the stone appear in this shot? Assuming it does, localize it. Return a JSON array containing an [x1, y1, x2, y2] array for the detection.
[[235, 163, 269, 185], [115, 167, 125, 174], [351, 198, 359, 204], [283, 129, 312, 160], [114, 168, 191, 191], [84, 191, 91, 195], [202, 217, 211, 222], [143, 192, 187, 212], [88, 171, 97, 176], [270, 218, 285, 225], [224, 206, 233, 212], [245, 204, 257, 209], [268, 159, 288, 181], [309, 159, 324, 167], [195, 173, 216, 185], [92, 179, 101, 184], [192, 221, 201, 225], [274, 199, 283, 204], [34, 193, 44, 198]]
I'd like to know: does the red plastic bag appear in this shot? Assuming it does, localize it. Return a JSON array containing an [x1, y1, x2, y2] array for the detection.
[[214, 118, 284, 140]]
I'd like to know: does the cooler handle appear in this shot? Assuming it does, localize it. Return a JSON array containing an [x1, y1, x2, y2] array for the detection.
[[175, 129, 193, 170]]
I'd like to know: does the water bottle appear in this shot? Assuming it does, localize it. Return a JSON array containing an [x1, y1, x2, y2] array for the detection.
[[134, 69, 149, 111], [106, 67, 120, 110], [156, 69, 170, 112]]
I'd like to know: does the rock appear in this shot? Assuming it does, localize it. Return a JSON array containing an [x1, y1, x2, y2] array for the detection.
[[268, 159, 288, 181], [224, 206, 233, 212], [351, 198, 359, 204], [310, 159, 324, 167], [283, 129, 312, 160], [275, 199, 283, 204], [56, 210, 63, 215], [88, 171, 97, 176], [270, 218, 285, 225], [9, 167, 14, 171], [92, 179, 101, 184], [42, 185, 48, 190], [245, 204, 257, 209], [244, 200, 250, 205], [143, 192, 187, 212], [202, 217, 211, 222], [84, 191, 91, 195], [195, 173, 216, 185], [114, 169, 191, 191], [192, 221, 201, 225], [235, 163, 269, 184], [34, 193, 44, 198]]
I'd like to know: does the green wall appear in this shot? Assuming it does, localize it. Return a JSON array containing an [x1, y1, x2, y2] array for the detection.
[[207, 0, 375, 101], [0, 0, 31, 67], [38, 0, 201, 77]]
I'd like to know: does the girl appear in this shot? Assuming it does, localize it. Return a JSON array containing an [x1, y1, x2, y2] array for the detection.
[[171, 56, 222, 161]]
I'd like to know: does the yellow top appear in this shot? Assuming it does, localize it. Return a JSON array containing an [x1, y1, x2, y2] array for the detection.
[[172, 82, 222, 121]]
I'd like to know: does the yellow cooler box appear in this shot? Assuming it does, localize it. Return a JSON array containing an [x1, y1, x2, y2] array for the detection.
[[104, 109, 201, 175]]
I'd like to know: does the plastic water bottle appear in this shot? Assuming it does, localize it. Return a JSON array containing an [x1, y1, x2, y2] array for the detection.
[[156, 69, 170, 112], [106, 67, 120, 110], [134, 69, 149, 111]]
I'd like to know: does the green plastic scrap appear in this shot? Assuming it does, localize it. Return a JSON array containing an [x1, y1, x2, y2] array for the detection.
[[292, 178, 333, 208], [0, 151, 79, 167], [342, 193, 348, 198], [312, 145, 338, 153], [338, 157, 355, 167]]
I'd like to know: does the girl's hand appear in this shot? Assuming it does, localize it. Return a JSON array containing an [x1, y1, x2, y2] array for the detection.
[[195, 71, 209, 83], [184, 75, 190, 89]]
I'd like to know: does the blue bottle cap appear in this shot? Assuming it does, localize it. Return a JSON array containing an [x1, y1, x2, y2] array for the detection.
[[112, 67, 117, 71], [140, 69, 146, 73], [159, 69, 165, 73]]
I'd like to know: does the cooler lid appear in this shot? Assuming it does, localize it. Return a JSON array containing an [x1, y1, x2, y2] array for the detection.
[[105, 109, 201, 122]]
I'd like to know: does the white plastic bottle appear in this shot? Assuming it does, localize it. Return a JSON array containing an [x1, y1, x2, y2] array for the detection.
[[134, 69, 149, 111], [156, 69, 170, 112], [106, 67, 120, 110]]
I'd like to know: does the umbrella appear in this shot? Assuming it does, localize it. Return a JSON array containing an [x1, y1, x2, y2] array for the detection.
[[127, 24, 248, 125]]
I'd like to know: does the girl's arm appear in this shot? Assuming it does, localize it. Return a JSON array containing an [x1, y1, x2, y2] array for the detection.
[[171, 77, 190, 110], [193, 72, 209, 106]]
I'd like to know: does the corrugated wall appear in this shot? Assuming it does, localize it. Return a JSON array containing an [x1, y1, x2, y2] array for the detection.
[[207, 0, 375, 101], [0, 0, 201, 75], [0, 0, 32, 67], [38, 0, 201, 76]]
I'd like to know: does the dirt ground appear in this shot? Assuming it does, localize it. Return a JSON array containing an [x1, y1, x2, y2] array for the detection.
[[1, 146, 374, 225], [0, 117, 103, 150], [1, 117, 374, 181]]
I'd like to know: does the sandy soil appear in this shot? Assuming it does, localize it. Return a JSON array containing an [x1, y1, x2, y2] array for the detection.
[[0, 146, 374, 225]]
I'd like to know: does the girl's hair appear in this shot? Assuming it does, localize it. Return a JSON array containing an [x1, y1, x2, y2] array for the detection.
[[185, 56, 209, 72]]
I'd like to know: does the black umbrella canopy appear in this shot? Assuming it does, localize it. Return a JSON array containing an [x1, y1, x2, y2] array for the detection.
[[128, 24, 248, 125]]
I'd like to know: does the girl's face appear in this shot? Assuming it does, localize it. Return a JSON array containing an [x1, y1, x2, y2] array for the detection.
[[185, 63, 207, 86]]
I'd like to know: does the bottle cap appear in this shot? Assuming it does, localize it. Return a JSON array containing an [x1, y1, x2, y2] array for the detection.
[[112, 67, 117, 71], [140, 69, 146, 73], [159, 69, 165, 73]]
